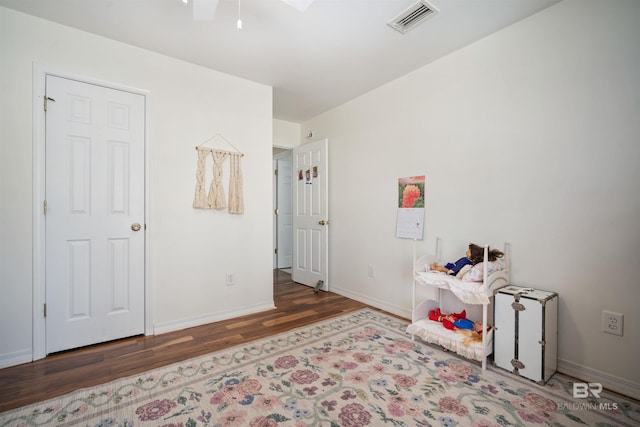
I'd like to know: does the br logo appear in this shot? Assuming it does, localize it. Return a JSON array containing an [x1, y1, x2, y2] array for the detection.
[[573, 382, 603, 399]]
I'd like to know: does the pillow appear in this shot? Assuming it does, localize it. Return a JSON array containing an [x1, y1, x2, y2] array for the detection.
[[462, 258, 507, 282], [455, 264, 472, 279]]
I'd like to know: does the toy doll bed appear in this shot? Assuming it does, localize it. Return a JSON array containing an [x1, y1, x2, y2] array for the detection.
[[406, 242, 510, 370]]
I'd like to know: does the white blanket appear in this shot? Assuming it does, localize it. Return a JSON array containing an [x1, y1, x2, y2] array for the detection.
[[415, 271, 490, 304], [406, 318, 493, 361]]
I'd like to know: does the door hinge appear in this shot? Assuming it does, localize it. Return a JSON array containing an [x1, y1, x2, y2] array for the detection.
[[44, 303, 47, 317], [274, 208, 279, 215], [43, 200, 47, 215], [43, 96, 56, 111], [274, 169, 279, 175], [274, 248, 278, 254]]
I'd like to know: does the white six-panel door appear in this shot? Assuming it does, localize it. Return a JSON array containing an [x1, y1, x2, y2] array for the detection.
[[45, 75, 145, 353], [292, 139, 328, 290]]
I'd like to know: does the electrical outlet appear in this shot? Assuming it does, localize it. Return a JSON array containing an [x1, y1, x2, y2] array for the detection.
[[602, 311, 623, 336], [368, 264, 375, 278], [226, 272, 235, 286]]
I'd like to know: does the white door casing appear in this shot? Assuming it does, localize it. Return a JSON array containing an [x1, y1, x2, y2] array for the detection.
[[292, 139, 328, 290], [44, 75, 146, 353]]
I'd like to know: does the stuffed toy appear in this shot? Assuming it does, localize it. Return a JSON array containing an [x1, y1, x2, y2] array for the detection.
[[428, 307, 491, 345], [430, 243, 504, 276], [428, 308, 470, 330]]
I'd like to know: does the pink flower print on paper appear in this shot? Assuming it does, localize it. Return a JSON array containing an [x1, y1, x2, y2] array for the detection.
[[401, 184, 421, 208]]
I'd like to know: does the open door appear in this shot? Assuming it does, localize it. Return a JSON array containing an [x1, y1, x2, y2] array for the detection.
[[275, 154, 293, 268], [292, 139, 328, 291]]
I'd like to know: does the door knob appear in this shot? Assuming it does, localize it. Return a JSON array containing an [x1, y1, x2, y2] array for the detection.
[[131, 223, 141, 232], [318, 220, 330, 226]]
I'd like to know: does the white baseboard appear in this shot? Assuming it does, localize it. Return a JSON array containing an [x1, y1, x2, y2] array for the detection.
[[558, 358, 640, 401], [0, 348, 32, 369], [330, 285, 411, 320], [154, 301, 276, 335]]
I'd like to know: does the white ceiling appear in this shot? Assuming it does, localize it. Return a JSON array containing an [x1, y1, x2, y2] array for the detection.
[[0, 0, 560, 123]]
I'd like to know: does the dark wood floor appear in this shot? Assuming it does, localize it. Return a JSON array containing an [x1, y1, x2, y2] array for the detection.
[[0, 270, 370, 413]]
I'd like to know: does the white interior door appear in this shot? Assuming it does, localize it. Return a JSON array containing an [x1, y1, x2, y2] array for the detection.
[[292, 139, 328, 290], [276, 156, 293, 268], [45, 75, 146, 353]]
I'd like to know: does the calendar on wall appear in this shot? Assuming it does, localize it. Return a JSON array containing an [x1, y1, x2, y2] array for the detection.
[[396, 175, 425, 240]]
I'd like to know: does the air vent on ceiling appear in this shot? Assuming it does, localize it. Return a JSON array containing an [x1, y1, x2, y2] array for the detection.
[[387, 0, 438, 34]]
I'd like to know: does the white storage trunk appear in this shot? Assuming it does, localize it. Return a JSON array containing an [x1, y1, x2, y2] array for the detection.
[[493, 286, 558, 384]]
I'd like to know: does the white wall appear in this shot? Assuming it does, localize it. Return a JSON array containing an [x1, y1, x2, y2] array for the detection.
[[273, 118, 301, 149], [0, 7, 274, 366], [302, 0, 640, 397]]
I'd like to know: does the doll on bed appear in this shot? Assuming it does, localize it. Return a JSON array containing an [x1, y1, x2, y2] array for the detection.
[[430, 243, 503, 276], [429, 307, 491, 345]]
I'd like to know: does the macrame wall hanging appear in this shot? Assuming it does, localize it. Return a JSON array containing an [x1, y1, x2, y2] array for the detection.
[[193, 134, 244, 214]]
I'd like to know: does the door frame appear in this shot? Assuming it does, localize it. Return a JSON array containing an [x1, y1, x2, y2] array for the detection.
[[31, 63, 153, 360]]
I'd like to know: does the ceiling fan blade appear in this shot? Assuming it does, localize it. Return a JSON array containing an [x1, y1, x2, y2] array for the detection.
[[193, 0, 219, 21], [280, 0, 316, 13]]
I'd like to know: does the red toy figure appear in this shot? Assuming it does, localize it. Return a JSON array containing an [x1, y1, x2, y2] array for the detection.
[[428, 308, 467, 330], [428, 308, 491, 334]]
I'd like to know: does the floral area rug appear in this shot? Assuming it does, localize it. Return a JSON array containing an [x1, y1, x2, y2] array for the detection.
[[1, 310, 638, 426]]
